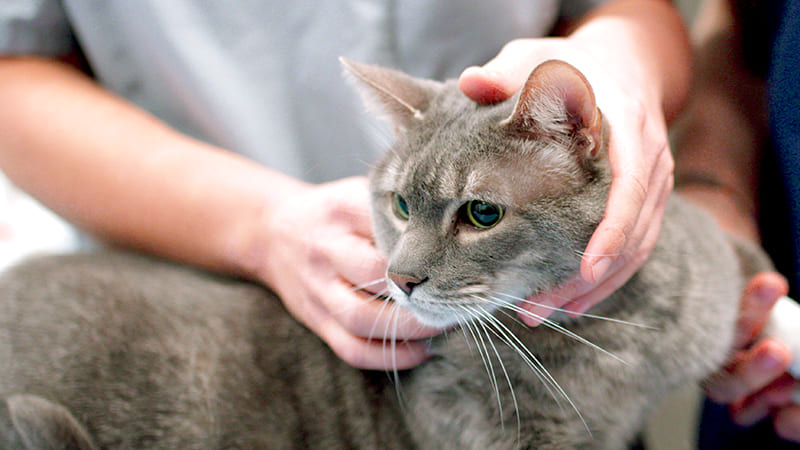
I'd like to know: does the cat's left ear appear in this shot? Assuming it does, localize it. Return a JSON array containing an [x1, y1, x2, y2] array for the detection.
[[501, 60, 605, 159], [340, 57, 441, 132]]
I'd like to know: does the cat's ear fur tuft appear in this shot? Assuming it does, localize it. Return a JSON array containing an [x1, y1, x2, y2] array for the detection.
[[340, 57, 441, 132], [502, 60, 605, 159]]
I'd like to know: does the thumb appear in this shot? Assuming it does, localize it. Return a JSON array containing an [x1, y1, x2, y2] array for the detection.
[[733, 272, 789, 349], [459, 41, 542, 104]]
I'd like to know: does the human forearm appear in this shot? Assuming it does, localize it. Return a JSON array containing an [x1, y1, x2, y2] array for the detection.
[[671, 2, 766, 242], [0, 56, 308, 278]]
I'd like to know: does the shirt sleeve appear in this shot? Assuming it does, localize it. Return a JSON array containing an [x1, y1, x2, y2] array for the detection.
[[0, 0, 76, 57], [560, 0, 613, 21]]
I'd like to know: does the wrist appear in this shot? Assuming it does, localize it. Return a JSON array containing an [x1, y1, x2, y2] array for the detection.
[[675, 173, 760, 243], [229, 177, 312, 286]]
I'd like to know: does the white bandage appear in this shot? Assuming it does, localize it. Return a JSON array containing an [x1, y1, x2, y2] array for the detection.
[[761, 296, 800, 403]]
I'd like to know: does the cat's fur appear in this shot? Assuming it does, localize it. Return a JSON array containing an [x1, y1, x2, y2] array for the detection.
[[0, 60, 769, 449]]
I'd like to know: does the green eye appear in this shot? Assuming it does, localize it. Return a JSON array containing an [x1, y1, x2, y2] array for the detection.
[[465, 200, 504, 229], [392, 193, 410, 220]]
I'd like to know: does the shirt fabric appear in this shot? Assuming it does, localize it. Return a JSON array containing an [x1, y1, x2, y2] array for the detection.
[[1, 0, 605, 183]]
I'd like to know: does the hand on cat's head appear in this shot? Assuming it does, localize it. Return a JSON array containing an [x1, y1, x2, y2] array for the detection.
[[458, 37, 673, 322], [257, 177, 441, 370]]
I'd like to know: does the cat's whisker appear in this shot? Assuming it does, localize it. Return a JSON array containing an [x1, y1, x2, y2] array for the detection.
[[466, 303, 563, 406], [458, 306, 506, 428], [495, 292, 658, 330], [353, 156, 379, 172], [480, 295, 629, 366], [334, 290, 392, 321], [468, 302, 591, 437], [382, 304, 410, 410], [467, 306, 522, 438], [459, 313, 501, 414], [366, 290, 396, 346], [380, 303, 393, 362], [351, 277, 389, 293], [572, 250, 623, 258], [457, 317, 478, 356]]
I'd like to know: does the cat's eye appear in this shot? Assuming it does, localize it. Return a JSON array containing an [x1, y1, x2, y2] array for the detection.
[[392, 193, 410, 220], [465, 200, 504, 229]]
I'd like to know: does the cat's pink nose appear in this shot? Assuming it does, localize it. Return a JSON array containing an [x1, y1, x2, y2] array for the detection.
[[388, 272, 427, 296]]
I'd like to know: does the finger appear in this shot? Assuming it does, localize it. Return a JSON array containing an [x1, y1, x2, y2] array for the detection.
[[774, 404, 800, 443], [319, 318, 432, 370], [580, 110, 671, 284], [730, 373, 796, 427], [458, 39, 542, 104], [732, 272, 790, 349], [458, 67, 517, 104], [321, 278, 441, 341], [564, 259, 642, 316], [564, 167, 671, 314], [328, 177, 374, 238], [518, 277, 585, 326], [706, 338, 793, 404], [322, 234, 388, 295], [580, 152, 648, 284]]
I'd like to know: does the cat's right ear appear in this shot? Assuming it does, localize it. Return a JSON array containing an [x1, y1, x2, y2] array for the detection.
[[340, 57, 440, 132], [501, 60, 605, 160]]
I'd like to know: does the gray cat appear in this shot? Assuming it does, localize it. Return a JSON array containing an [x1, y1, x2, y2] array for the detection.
[[0, 59, 768, 449]]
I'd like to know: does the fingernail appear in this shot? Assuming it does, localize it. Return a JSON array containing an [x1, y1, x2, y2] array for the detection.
[[589, 257, 612, 283], [755, 284, 781, 305], [757, 351, 784, 372]]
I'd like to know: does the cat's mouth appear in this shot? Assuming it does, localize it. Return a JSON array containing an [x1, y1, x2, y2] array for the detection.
[[389, 286, 495, 328]]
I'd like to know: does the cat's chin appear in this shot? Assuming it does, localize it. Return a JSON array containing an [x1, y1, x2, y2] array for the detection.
[[411, 311, 462, 329], [389, 292, 467, 329]]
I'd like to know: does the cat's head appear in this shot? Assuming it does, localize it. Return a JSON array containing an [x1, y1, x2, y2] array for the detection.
[[343, 58, 610, 328]]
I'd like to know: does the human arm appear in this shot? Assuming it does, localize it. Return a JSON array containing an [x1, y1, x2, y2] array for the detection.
[[670, 0, 800, 441], [0, 56, 437, 369], [458, 0, 691, 322]]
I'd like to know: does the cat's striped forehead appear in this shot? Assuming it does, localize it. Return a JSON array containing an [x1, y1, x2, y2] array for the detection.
[[376, 135, 585, 207]]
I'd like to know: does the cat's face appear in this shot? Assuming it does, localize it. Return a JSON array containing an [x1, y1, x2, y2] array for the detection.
[[344, 59, 610, 328]]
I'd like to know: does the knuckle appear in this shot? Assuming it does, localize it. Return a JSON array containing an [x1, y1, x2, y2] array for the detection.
[[658, 144, 674, 173], [307, 242, 327, 264], [628, 173, 649, 206], [601, 221, 631, 254], [628, 99, 647, 129]]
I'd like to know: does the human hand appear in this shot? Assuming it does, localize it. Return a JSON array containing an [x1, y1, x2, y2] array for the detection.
[[703, 272, 800, 442], [255, 177, 440, 370], [459, 36, 673, 325]]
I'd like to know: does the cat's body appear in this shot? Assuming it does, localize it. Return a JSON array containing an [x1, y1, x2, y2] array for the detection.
[[0, 60, 767, 449]]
